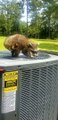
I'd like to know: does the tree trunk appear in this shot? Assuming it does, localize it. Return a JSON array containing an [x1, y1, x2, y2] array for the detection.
[[48, 15, 51, 39], [26, 0, 28, 37]]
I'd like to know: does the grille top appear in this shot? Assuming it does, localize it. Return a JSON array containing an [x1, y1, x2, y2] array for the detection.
[[0, 51, 58, 67], [0, 51, 50, 59]]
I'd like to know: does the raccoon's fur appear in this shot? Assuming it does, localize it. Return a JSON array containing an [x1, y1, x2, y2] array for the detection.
[[4, 34, 39, 57]]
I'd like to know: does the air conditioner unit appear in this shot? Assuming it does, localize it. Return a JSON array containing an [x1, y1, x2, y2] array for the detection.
[[0, 51, 58, 120]]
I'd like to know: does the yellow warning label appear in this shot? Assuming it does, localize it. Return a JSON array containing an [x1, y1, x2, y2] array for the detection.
[[3, 71, 18, 92]]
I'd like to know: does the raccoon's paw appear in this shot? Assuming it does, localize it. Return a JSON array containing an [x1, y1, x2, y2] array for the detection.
[[11, 50, 19, 57]]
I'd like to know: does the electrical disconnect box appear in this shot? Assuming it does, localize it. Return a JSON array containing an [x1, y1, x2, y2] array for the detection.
[[0, 51, 58, 120]]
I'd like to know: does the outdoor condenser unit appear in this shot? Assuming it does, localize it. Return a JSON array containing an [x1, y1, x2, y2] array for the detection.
[[0, 51, 58, 120]]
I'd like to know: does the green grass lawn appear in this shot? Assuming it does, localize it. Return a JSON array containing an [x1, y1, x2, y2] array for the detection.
[[30, 38, 58, 53], [0, 36, 6, 50], [0, 36, 58, 53]]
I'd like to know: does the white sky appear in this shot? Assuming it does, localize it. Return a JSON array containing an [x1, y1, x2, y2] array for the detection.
[[21, 4, 27, 22], [21, 5, 31, 24]]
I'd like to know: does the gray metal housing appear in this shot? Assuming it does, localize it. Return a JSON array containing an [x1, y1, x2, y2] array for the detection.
[[0, 51, 58, 120]]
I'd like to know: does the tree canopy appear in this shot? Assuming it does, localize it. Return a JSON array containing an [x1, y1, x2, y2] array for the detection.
[[0, 0, 58, 39]]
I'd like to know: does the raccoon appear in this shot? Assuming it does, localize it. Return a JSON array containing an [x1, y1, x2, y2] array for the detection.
[[4, 34, 39, 57]]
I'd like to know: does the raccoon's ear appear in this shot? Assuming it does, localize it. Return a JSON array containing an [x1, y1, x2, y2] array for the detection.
[[27, 43, 32, 48]]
